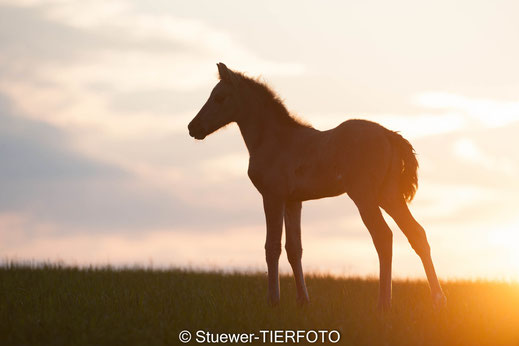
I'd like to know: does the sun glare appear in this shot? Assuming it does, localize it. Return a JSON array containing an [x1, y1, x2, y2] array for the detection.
[[489, 221, 519, 278]]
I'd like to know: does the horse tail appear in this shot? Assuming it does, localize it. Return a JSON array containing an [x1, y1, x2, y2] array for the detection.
[[387, 131, 419, 203]]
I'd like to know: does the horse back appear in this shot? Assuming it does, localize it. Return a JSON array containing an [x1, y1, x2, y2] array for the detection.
[[287, 119, 394, 201], [247, 119, 394, 201]]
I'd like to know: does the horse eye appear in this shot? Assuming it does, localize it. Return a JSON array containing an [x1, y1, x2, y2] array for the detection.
[[214, 94, 226, 104]]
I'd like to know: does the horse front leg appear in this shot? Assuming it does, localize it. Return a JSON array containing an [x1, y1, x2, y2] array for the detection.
[[285, 200, 310, 305], [263, 196, 284, 306]]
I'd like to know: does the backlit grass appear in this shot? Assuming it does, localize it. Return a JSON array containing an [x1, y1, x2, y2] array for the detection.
[[1, 263, 519, 345]]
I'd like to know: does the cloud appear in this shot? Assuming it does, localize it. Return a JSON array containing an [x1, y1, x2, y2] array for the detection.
[[414, 121, 519, 186], [0, 96, 123, 182], [415, 92, 519, 127], [0, 94, 262, 233], [0, 0, 305, 139], [0, 1, 307, 204], [453, 138, 516, 175]]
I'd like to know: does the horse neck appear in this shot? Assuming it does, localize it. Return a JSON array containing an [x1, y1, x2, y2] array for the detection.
[[236, 98, 302, 156]]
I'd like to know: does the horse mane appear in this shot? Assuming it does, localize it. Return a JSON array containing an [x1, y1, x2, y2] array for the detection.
[[224, 71, 313, 129]]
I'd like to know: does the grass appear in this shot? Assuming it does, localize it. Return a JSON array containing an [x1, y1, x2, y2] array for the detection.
[[1, 263, 519, 345]]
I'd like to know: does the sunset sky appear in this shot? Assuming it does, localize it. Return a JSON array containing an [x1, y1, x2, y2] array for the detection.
[[1, 0, 518, 279]]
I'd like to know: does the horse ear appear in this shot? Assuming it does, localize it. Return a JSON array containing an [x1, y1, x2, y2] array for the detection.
[[217, 62, 237, 85]]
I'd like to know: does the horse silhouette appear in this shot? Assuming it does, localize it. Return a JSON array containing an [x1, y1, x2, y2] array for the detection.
[[188, 63, 446, 310]]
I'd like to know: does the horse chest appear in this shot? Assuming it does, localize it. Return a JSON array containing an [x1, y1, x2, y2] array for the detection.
[[247, 163, 281, 194], [247, 165, 262, 189]]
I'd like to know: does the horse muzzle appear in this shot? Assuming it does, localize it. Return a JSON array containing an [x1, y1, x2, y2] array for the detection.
[[188, 121, 207, 140]]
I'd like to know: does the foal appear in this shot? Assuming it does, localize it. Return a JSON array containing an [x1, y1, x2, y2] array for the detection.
[[188, 63, 446, 310]]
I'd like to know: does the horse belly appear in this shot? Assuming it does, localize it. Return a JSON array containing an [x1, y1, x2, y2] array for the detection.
[[289, 168, 349, 201]]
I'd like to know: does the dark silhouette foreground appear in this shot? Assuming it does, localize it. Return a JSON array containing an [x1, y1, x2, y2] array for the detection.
[[188, 63, 446, 310]]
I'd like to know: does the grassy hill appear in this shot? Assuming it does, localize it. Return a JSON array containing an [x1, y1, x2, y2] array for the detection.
[[1, 263, 519, 345]]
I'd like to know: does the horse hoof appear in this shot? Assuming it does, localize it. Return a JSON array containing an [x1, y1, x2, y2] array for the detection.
[[377, 301, 391, 313], [268, 296, 280, 307], [296, 295, 310, 306], [433, 293, 447, 309]]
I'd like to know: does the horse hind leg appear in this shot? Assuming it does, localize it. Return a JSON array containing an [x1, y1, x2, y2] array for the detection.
[[350, 191, 394, 311], [380, 196, 447, 307]]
